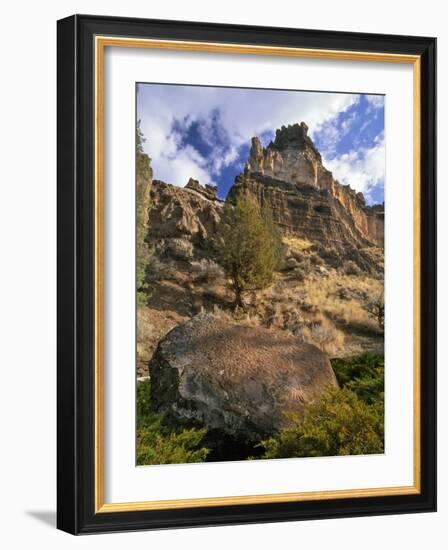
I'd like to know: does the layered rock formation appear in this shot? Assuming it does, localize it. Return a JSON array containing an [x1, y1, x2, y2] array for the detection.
[[239, 122, 384, 247], [149, 313, 338, 444], [147, 121, 383, 272]]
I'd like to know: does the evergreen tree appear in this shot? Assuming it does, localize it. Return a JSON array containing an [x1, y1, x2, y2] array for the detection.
[[136, 120, 153, 305], [216, 195, 282, 308]]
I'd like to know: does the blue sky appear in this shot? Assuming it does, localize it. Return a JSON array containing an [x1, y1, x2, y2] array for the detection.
[[137, 84, 385, 205]]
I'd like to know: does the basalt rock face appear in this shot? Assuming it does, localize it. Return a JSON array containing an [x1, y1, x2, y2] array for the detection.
[[149, 313, 338, 444], [229, 123, 384, 263], [148, 179, 223, 243], [147, 122, 383, 272]]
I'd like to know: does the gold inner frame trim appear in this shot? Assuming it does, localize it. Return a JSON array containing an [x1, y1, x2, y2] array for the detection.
[[94, 35, 422, 513]]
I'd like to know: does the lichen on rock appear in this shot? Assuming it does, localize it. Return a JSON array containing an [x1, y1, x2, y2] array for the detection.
[[149, 313, 338, 442]]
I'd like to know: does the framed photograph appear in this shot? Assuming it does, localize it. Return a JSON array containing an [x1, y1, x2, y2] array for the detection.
[[57, 14, 436, 534]]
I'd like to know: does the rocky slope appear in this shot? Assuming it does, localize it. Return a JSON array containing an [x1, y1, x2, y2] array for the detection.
[[138, 121, 384, 379], [137, 178, 224, 375]]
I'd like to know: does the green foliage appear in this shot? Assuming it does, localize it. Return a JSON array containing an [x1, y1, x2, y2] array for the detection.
[[137, 422, 210, 466], [332, 353, 384, 405], [215, 195, 282, 307], [136, 121, 153, 306], [136, 378, 153, 417], [137, 380, 209, 465], [260, 353, 385, 459], [261, 387, 384, 458], [136, 120, 153, 181]]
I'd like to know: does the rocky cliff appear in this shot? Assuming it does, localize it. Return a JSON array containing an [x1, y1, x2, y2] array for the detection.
[[226, 123, 383, 272], [148, 177, 223, 242], [147, 122, 384, 273], [239, 122, 384, 247]]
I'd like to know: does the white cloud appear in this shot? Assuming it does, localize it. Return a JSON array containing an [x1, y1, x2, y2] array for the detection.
[[313, 103, 361, 159], [153, 144, 214, 186], [211, 144, 240, 173], [137, 84, 360, 187], [323, 132, 385, 201], [366, 95, 384, 109]]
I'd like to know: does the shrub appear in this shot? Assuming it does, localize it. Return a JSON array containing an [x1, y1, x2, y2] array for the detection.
[[365, 292, 385, 330], [137, 421, 209, 465], [342, 260, 362, 276], [331, 353, 384, 405], [146, 256, 179, 282], [309, 253, 324, 267], [146, 256, 165, 280], [306, 317, 345, 355], [190, 258, 224, 283], [291, 316, 345, 355], [261, 386, 384, 459], [137, 380, 209, 465], [260, 353, 385, 459]]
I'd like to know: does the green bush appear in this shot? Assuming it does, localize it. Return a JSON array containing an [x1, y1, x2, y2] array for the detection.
[[260, 353, 384, 459], [261, 386, 384, 459], [332, 353, 384, 405], [137, 380, 209, 465]]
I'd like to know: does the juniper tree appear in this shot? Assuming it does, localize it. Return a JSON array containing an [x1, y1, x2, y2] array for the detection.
[[136, 121, 153, 305], [216, 195, 282, 309]]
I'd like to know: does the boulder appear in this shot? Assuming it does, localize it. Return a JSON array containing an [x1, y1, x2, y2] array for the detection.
[[149, 313, 338, 442]]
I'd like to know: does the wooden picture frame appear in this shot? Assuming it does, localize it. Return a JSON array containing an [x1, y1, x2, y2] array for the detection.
[[57, 14, 436, 534]]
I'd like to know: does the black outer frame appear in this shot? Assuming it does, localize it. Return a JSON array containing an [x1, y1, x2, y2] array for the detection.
[[57, 14, 437, 535]]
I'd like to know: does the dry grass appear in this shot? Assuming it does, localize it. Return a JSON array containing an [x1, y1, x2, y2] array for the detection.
[[299, 272, 383, 333], [298, 316, 346, 355], [139, 244, 384, 376], [193, 267, 383, 353], [282, 235, 314, 252], [238, 269, 383, 355], [206, 279, 348, 356]]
